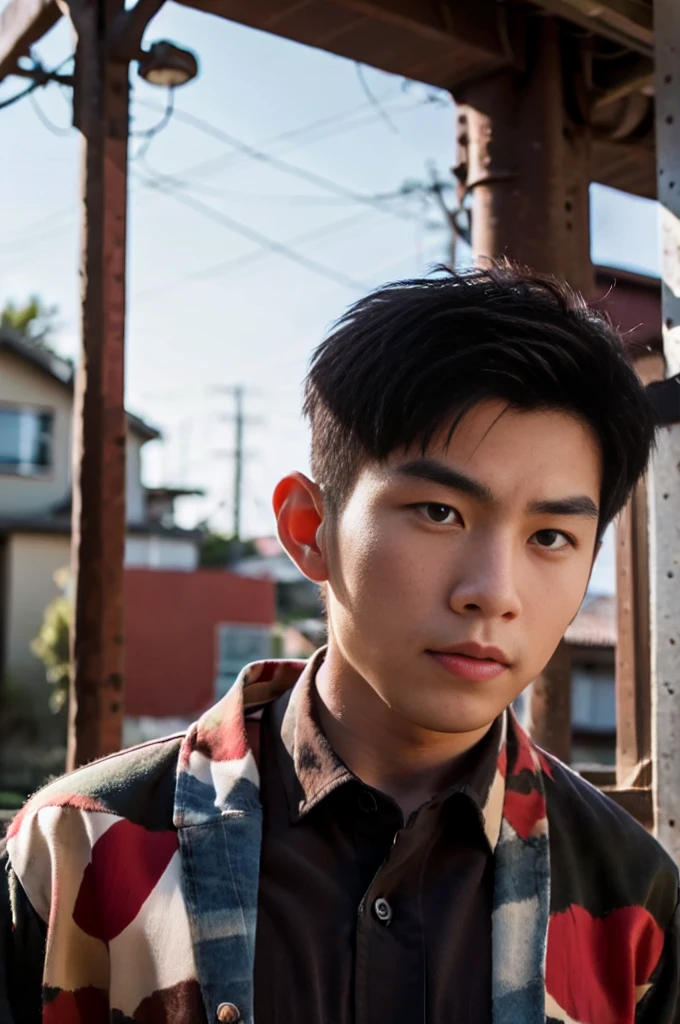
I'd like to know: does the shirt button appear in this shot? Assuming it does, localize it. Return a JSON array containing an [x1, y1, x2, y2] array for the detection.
[[216, 1004, 241, 1023], [358, 789, 378, 813], [373, 897, 392, 925]]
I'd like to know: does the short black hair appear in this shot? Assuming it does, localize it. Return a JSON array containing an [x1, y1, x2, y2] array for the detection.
[[303, 261, 657, 536]]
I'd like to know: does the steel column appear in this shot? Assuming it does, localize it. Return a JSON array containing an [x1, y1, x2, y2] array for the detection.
[[454, 18, 594, 296], [650, 0, 680, 858]]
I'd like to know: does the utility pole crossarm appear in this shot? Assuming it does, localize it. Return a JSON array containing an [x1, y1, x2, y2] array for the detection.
[[0, 0, 60, 82]]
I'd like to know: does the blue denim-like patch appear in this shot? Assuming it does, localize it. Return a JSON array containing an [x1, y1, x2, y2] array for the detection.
[[179, 810, 262, 1024]]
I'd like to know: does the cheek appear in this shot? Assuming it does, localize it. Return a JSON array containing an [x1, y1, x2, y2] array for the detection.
[[333, 511, 429, 608], [523, 559, 591, 646]]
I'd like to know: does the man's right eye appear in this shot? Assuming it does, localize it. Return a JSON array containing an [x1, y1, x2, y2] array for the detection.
[[415, 503, 460, 525]]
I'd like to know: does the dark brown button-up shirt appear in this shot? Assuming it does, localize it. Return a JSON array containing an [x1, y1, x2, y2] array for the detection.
[[253, 661, 501, 1024]]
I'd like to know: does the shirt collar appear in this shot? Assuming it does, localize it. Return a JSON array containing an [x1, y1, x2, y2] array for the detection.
[[269, 647, 506, 843]]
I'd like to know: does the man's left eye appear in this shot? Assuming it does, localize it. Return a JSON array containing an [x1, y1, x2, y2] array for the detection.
[[532, 529, 572, 550]]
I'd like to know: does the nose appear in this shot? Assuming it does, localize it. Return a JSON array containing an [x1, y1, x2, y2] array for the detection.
[[448, 533, 522, 621]]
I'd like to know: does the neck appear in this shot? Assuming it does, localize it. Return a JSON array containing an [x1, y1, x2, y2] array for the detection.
[[314, 643, 493, 819]]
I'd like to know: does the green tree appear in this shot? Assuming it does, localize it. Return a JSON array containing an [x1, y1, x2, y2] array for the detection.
[[1, 295, 60, 351], [199, 531, 256, 568], [31, 591, 72, 713]]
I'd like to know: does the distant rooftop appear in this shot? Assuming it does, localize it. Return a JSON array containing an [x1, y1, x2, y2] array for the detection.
[[566, 594, 616, 649], [0, 328, 161, 442]]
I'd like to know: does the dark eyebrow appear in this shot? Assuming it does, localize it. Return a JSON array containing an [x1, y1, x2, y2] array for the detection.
[[526, 496, 599, 520], [396, 459, 495, 503], [395, 459, 599, 520]]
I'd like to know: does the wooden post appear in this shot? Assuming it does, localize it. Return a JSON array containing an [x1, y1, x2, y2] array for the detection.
[[614, 352, 664, 791], [650, 0, 680, 859], [529, 641, 572, 763], [66, 0, 130, 769], [616, 484, 652, 787]]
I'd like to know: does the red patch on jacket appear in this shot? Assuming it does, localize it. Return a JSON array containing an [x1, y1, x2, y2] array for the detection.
[[502, 787, 546, 840], [73, 820, 178, 942], [546, 903, 665, 1023], [133, 978, 206, 1021], [43, 986, 109, 1023]]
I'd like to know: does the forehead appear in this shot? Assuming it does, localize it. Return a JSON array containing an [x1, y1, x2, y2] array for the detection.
[[380, 400, 602, 501]]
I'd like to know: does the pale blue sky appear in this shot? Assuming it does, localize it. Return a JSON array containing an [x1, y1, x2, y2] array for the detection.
[[0, 3, 659, 594]]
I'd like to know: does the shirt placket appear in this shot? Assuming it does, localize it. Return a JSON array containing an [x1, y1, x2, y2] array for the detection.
[[354, 812, 434, 1024]]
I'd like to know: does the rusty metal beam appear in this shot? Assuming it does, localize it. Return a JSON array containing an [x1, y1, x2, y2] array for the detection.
[[453, 16, 594, 295], [534, 0, 653, 58], [593, 54, 654, 112], [0, 0, 60, 82]]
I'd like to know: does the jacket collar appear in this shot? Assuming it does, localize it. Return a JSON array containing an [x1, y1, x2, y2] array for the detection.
[[173, 654, 551, 1024]]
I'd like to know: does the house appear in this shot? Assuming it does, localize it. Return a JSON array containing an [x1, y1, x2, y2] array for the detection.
[[565, 595, 617, 767], [0, 329, 203, 696], [0, 330, 275, 793], [231, 535, 322, 619]]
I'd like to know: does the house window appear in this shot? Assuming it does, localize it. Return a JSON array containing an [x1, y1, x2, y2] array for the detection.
[[0, 405, 53, 476], [571, 667, 616, 733], [215, 623, 273, 699]]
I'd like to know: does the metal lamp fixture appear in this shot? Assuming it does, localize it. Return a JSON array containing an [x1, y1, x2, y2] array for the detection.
[[137, 41, 199, 88]]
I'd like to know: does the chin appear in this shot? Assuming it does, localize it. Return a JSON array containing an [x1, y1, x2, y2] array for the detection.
[[392, 696, 501, 737]]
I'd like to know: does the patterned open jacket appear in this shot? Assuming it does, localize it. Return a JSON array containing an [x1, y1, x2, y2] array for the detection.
[[1, 653, 679, 1024]]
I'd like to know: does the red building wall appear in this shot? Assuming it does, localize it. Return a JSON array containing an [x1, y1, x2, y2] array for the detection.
[[123, 568, 275, 718]]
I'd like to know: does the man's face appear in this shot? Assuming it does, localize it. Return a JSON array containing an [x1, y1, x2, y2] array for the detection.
[[321, 400, 602, 735]]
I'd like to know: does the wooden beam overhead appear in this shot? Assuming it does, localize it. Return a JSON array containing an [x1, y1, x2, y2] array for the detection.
[[0, 0, 60, 82], [534, 0, 653, 58]]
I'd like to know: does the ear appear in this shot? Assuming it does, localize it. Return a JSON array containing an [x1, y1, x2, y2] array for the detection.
[[273, 472, 328, 583]]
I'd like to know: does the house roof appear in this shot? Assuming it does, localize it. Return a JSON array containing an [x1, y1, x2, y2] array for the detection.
[[565, 594, 617, 649], [0, 515, 203, 541], [0, 328, 161, 442], [146, 486, 206, 501]]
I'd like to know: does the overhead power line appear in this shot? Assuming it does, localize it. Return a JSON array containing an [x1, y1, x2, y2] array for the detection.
[[0, 53, 75, 112], [131, 87, 175, 160], [133, 206, 377, 302], [0, 217, 76, 260], [30, 91, 72, 136], [140, 98, 427, 196], [0, 81, 39, 111], [354, 63, 400, 135], [134, 168, 369, 293], [1, 90, 426, 264], [133, 88, 407, 183], [135, 101, 424, 225]]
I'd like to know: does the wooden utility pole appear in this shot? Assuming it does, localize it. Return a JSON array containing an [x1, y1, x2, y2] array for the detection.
[[233, 385, 244, 542], [66, 0, 131, 769], [649, 0, 680, 859], [64, 0, 167, 768]]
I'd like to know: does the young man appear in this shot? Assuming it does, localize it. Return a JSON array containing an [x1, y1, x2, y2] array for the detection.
[[1, 263, 677, 1024]]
